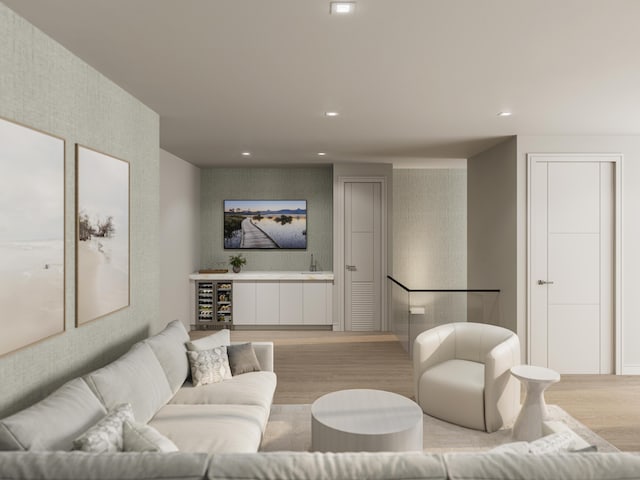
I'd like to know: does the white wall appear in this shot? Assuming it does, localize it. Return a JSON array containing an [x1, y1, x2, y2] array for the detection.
[[467, 137, 518, 332], [160, 150, 201, 331], [517, 136, 640, 374]]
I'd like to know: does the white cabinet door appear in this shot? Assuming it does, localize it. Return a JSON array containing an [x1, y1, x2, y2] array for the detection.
[[304, 281, 329, 325], [280, 281, 303, 325], [232, 281, 256, 325], [256, 281, 280, 324]]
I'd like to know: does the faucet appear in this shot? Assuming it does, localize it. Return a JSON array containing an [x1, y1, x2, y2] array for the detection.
[[309, 254, 317, 272]]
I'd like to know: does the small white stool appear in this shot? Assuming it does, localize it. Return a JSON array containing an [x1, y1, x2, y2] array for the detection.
[[510, 365, 560, 441]]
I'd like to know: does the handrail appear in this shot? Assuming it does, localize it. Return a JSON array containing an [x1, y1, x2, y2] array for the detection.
[[387, 275, 500, 293]]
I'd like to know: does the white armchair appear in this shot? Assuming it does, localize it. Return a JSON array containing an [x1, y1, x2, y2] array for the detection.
[[413, 322, 520, 433]]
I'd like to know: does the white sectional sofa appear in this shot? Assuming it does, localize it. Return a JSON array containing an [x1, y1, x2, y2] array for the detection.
[[0, 320, 277, 454], [2, 321, 640, 479], [1, 450, 640, 479]]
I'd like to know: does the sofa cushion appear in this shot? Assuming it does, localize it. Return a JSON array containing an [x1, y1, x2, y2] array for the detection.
[[186, 329, 230, 351], [144, 319, 190, 393], [169, 371, 276, 421], [206, 452, 448, 480], [149, 404, 265, 454], [123, 420, 179, 453], [418, 358, 485, 431], [0, 378, 106, 451], [0, 451, 208, 480], [227, 343, 261, 376], [444, 452, 640, 480], [187, 347, 232, 386], [83, 342, 172, 424], [72, 404, 134, 453]]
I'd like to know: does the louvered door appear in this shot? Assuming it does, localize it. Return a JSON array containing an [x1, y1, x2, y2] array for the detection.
[[344, 182, 381, 331]]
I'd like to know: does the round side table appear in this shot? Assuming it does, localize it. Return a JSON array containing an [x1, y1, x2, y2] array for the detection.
[[510, 365, 560, 441]]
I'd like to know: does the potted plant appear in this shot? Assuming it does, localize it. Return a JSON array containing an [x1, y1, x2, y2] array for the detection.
[[229, 254, 247, 273]]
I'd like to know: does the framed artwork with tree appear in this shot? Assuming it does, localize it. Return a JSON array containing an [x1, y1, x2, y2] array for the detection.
[[75, 145, 129, 326]]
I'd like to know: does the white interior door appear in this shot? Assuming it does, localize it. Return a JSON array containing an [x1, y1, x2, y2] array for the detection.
[[529, 157, 615, 374], [344, 182, 381, 331]]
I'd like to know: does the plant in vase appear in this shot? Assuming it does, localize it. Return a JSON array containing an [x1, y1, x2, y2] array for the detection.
[[229, 254, 247, 273]]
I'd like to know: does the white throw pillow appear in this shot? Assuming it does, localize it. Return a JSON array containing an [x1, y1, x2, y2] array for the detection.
[[490, 431, 586, 455], [122, 420, 179, 452], [72, 403, 134, 453], [187, 346, 232, 386], [529, 430, 583, 454], [186, 329, 230, 351]]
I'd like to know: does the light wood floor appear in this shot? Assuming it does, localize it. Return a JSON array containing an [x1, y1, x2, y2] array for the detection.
[[191, 329, 640, 451]]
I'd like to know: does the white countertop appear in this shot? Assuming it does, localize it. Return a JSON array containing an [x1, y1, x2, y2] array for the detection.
[[189, 271, 334, 281]]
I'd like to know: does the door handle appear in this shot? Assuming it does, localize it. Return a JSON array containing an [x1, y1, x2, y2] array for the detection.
[[346, 265, 357, 271], [537, 280, 554, 285]]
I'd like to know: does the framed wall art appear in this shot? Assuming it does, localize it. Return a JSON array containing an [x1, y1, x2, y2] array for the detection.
[[76, 145, 129, 325], [224, 199, 307, 249], [0, 117, 65, 356]]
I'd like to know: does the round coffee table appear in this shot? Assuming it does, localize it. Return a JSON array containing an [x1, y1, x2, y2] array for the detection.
[[311, 389, 423, 452], [510, 365, 561, 441]]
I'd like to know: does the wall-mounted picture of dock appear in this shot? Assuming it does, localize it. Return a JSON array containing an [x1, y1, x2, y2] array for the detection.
[[76, 145, 129, 326], [0, 117, 65, 356], [224, 200, 307, 249]]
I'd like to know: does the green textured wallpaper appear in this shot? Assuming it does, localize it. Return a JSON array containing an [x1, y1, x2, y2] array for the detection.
[[0, 4, 160, 417], [393, 169, 467, 289], [200, 167, 333, 272]]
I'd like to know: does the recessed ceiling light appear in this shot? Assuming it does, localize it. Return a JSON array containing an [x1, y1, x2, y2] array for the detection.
[[330, 2, 355, 14], [497, 111, 512, 117], [325, 111, 339, 117], [317, 152, 327, 156], [241, 152, 251, 156]]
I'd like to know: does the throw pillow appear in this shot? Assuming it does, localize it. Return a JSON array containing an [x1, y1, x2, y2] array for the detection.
[[528, 430, 583, 454], [570, 445, 598, 453], [185, 329, 230, 351], [122, 420, 179, 453], [227, 343, 261, 375], [72, 403, 134, 453], [490, 431, 590, 456], [187, 346, 232, 386]]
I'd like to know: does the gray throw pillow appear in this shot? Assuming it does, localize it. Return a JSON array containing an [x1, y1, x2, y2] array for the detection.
[[227, 343, 261, 376]]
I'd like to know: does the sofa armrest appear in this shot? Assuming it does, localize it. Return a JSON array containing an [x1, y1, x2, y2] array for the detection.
[[248, 342, 274, 372]]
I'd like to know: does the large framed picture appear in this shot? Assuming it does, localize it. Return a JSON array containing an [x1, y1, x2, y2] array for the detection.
[[0, 117, 65, 356], [224, 200, 307, 249], [76, 145, 129, 325]]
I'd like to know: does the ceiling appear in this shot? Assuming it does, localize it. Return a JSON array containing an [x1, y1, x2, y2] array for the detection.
[[4, 0, 640, 168]]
